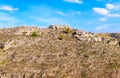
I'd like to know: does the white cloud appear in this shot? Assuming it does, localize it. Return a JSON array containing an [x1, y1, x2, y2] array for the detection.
[[56, 10, 81, 16], [71, 11, 81, 15], [56, 11, 66, 15], [108, 13, 120, 17], [0, 12, 17, 22], [93, 7, 109, 15], [93, 3, 120, 17], [63, 0, 82, 4], [0, 5, 18, 11], [27, 5, 69, 25], [99, 18, 107, 21], [95, 25, 110, 30], [0, 12, 19, 28], [31, 16, 68, 25], [106, 4, 115, 10], [115, 4, 120, 10]]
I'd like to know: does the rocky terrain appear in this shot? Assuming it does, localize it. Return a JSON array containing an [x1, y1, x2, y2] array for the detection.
[[0, 25, 120, 78]]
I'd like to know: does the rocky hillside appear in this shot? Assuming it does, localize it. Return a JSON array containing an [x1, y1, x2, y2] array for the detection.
[[0, 25, 120, 78]]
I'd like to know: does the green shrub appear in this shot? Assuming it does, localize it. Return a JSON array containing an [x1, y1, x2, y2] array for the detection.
[[64, 27, 72, 33], [31, 32, 39, 37], [58, 35, 65, 40]]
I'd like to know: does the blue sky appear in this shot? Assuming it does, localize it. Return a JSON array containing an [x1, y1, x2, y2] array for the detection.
[[0, 0, 120, 32]]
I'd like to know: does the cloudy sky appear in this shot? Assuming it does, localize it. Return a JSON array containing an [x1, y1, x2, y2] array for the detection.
[[0, 0, 120, 32]]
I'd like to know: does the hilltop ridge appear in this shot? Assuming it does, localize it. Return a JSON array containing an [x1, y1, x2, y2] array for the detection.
[[0, 25, 120, 78]]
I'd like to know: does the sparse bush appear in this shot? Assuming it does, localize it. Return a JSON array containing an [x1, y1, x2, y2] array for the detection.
[[58, 35, 65, 40], [64, 27, 72, 33], [31, 32, 39, 37]]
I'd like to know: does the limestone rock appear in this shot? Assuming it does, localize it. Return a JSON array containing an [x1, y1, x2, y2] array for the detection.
[[107, 38, 119, 45], [48, 24, 70, 30], [14, 26, 40, 35], [72, 31, 103, 42]]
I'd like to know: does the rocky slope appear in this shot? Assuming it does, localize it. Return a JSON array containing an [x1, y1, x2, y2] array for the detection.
[[0, 25, 120, 78]]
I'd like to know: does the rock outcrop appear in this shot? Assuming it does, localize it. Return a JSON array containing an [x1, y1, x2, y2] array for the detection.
[[13, 26, 40, 35], [48, 24, 70, 30], [72, 31, 101, 42], [72, 30, 120, 46]]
